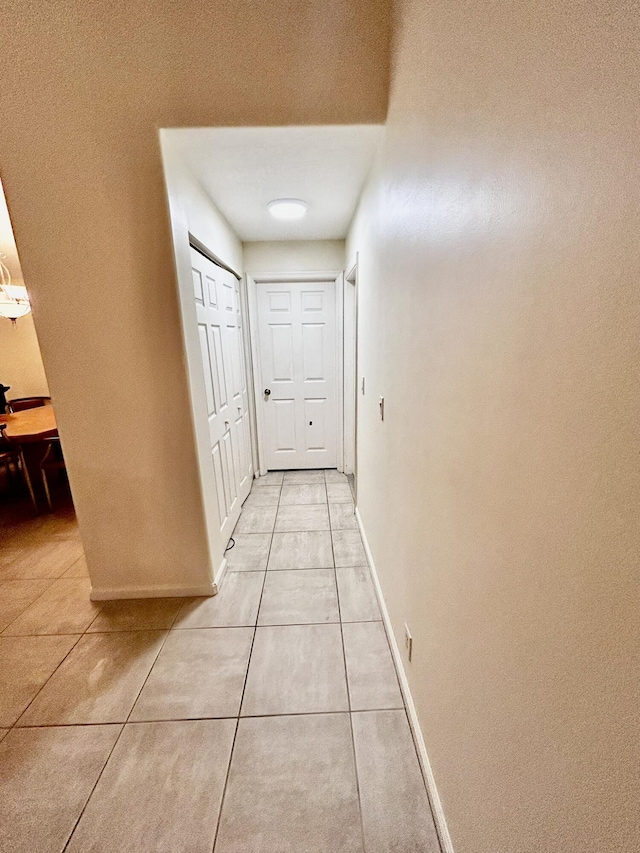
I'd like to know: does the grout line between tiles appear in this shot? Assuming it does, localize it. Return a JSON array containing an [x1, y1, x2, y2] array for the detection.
[[0, 576, 60, 635], [273, 524, 331, 533], [274, 527, 330, 533], [82, 590, 108, 633], [209, 717, 240, 853], [12, 707, 403, 729], [331, 516, 368, 853], [265, 565, 335, 571], [60, 623, 177, 851], [123, 629, 174, 724], [10, 720, 133, 729], [278, 502, 328, 507], [255, 619, 343, 628], [60, 720, 125, 852], [210, 474, 281, 853], [9, 632, 85, 732]]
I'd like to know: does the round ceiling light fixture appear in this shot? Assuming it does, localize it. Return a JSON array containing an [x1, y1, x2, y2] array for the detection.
[[267, 198, 309, 220]]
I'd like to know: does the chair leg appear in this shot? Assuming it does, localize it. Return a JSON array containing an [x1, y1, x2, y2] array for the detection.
[[41, 467, 53, 511], [19, 450, 38, 512]]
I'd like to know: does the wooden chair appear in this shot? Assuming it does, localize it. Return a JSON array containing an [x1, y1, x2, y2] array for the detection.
[[8, 396, 51, 412], [0, 423, 36, 507], [40, 438, 67, 510], [0, 423, 20, 484]]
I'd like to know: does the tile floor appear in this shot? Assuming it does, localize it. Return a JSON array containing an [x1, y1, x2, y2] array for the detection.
[[0, 472, 440, 853]]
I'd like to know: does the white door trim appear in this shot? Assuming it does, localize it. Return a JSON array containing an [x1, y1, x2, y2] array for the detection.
[[247, 271, 344, 475], [241, 274, 260, 476], [336, 272, 345, 474], [247, 274, 268, 476], [344, 256, 358, 486]]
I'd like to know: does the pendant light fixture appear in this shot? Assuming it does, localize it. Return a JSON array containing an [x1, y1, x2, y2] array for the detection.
[[0, 254, 31, 324]]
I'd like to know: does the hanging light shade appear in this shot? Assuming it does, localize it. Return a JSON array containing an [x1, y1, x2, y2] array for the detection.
[[0, 256, 31, 323]]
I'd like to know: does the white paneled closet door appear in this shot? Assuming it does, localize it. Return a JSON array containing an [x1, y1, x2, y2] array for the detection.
[[256, 280, 337, 469], [190, 247, 252, 541]]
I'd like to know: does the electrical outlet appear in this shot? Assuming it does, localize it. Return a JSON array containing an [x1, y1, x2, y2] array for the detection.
[[379, 396, 385, 421], [404, 623, 413, 661]]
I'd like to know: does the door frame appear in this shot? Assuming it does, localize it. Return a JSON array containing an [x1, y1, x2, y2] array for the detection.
[[247, 270, 344, 475], [344, 256, 358, 493]]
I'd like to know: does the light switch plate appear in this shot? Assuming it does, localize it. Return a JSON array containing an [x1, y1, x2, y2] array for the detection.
[[404, 623, 412, 661]]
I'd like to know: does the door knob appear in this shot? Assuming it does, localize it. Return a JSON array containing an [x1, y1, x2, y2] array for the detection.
[[264, 389, 271, 397]]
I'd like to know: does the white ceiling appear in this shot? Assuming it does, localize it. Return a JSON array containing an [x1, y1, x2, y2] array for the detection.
[[166, 125, 383, 242]]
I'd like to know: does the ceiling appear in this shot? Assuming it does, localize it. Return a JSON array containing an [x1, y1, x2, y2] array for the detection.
[[165, 125, 384, 242]]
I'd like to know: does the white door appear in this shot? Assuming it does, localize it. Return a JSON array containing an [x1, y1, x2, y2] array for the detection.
[[256, 280, 337, 469], [191, 247, 252, 540]]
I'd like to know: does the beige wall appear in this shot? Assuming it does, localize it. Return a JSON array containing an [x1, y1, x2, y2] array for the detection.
[[348, 1, 639, 851], [0, 315, 49, 402], [244, 240, 345, 273], [0, 0, 389, 595]]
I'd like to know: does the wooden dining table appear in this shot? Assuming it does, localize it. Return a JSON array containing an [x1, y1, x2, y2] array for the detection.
[[0, 403, 58, 442], [0, 404, 59, 510]]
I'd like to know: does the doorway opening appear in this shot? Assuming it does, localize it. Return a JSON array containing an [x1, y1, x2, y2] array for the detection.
[[0, 178, 75, 519], [160, 124, 382, 582], [0, 176, 84, 585]]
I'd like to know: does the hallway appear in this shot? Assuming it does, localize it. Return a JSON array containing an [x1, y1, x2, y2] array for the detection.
[[0, 470, 439, 852]]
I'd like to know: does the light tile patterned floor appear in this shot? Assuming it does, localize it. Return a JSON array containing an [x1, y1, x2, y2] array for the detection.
[[0, 473, 441, 853]]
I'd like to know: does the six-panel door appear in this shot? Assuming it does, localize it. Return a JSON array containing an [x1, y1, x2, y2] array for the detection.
[[256, 280, 337, 469], [191, 248, 252, 540]]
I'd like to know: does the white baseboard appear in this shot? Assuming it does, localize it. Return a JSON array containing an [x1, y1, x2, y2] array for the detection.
[[355, 507, 455, 853], [90, 581, 216, 601], [214, 555, 228, 593]]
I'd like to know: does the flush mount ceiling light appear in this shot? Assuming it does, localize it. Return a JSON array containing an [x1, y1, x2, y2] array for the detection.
[[267, 198, 309, 220]]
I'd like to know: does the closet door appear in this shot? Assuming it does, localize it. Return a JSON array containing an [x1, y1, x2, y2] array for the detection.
[[191, 247, 252, 540]]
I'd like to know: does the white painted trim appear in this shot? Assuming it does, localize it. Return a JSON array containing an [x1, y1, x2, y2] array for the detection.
[[90, 581, 217, 601], [335, 272, 345, 473], [342, 258, 357, 479], [246, 274, 268, 476], [241, 274, 260, 476], [248, 270, 343, 283], [214, 554, 229, 592], [353, 256, 359, 499], [247, 271, 345, 474], [355, 506, 455, 853]]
